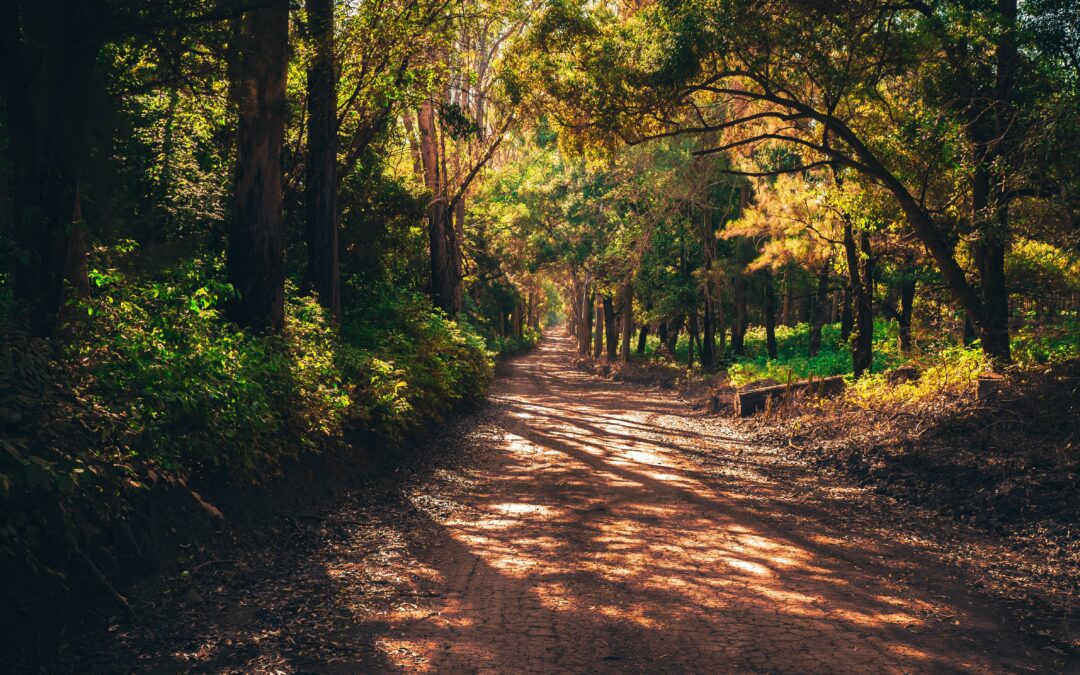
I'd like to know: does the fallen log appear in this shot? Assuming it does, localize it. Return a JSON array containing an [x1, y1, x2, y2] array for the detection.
[[733, 375, 846, 417]]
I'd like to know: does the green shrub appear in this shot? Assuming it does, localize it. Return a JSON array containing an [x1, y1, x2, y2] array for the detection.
[[488, 327, 542, 357], [726, 321, 906, 385], [342, 282, 494, 435], [77, 264, 307, 474], [0, 259, 497, 593], [1010, 319, 1080, 365]]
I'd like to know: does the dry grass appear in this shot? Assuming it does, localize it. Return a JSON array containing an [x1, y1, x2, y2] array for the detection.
[[737, 359, 1080, 652]]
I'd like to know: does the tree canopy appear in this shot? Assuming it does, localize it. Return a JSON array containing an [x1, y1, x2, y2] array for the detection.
[[1, 0, 1079, 658]]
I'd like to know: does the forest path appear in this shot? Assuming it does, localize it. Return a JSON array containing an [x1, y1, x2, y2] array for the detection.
[[79, 331, 1063, 673]]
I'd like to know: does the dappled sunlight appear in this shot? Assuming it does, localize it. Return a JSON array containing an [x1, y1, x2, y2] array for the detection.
[[725, 558, 775, 577], [321, 335, 1045, 672], [491, 502, 557, 516]]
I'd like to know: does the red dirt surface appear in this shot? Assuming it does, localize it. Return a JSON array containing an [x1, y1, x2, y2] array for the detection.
[[69, 332, 1072, 673]]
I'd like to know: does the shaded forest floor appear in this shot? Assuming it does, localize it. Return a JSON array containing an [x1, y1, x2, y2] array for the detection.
[[737, 359, 1080, 656], [59, 333, 1075, 672]]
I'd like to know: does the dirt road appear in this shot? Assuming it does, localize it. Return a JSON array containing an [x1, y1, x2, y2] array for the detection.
[[77, 332, 1066, 673]]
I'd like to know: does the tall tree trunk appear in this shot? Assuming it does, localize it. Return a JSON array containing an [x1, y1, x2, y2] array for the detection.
[[969, 168, 1011, 363], [579, 287, 592, 355], [843, 222, 873, 377], [763, 271, 778, 359], [416, 102, 462, 316], [593, 299, 604, 358], [666, 314, 684, 357], [636, 324, 649, 356], [619, 282, 633, 362], [603, 295, 617, 360], [688, 311, 700, 370], [303, 0, 340, 321], [808, 262, 830, 357], [898, 277, 916, 354], [948, 0, 1014, 365], [228, 0, 288, 332], [417, 101, 456, 315], [3, 1, 100, 338], [731, 276, 748, 355], [840, 287, 853, 343], [449, 196, 466, 313], [701, 283, 716, 370]]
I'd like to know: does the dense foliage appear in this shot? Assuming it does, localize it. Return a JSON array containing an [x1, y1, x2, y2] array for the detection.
[[0, 0, 547, 644], [1, 0, 1078, 659]]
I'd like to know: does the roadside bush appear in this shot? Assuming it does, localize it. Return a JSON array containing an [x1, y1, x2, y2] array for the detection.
[[727, 322, 904, 386], [488, 327, 542, 357], [1, 260, 496, 623], [342, 281, 494, 438]]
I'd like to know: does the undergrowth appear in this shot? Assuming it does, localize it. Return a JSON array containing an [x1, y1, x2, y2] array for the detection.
[[640, 316, 1078, 393], [0, 261, 499, 626]]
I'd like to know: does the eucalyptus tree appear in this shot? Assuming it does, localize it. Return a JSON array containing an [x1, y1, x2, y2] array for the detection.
[[0, 0, 284, 336], [299, 0, 450, 322], [398, 0, 527, 316], [518, 0, 1080, 365], [228, 0, 289, 332]]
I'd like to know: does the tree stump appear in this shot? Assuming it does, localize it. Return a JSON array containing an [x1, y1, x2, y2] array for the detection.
[[976, 374, 1005, 400]]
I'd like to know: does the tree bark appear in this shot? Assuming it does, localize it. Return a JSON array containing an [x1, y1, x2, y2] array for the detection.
[[701, 282, 716, 370], [450, 196, 466, 312], [666, 313, 684, 357], [808, 263, 830, 357], [512, 301, 522, 338], [967, 113, 1011, 363], [603, 295, 617, 360], [579, 287, 592, 355], [636, 324, 649, 356], [734, 376, 846, 417], [731, 276, 748, 355], [898, 277, 916, 354], [960, 0, 1016, 365], [619, 282, 633, 362], [417, 102, 457, 315], [3, 1, 100, 338], [227, 0, 288, 332], [303, 0, 340, 321], [593, 299, 604, 358], [763, 271, 778, 359], [842, 222, 873, 377]]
